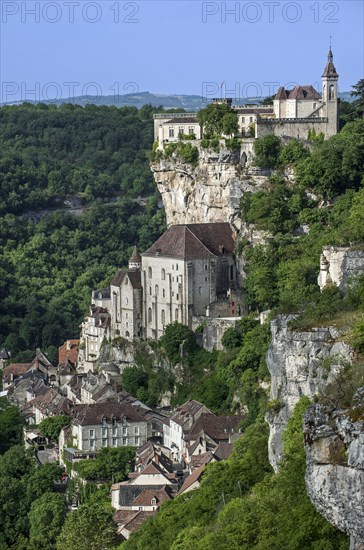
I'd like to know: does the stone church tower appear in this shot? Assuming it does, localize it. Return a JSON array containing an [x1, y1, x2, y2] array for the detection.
[[322, 47, 339, 136]]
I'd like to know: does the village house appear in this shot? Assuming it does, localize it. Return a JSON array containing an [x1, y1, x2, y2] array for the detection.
[[111, 454, 177, 539], [22, 386, 72, 424], [68, 401, 149, 453], [163, 400, 212, 462]]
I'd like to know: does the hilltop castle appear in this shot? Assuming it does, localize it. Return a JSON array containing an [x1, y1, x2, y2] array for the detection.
[[154, 49, 339, 146]]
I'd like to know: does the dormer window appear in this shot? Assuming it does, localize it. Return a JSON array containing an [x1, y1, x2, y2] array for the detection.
[[151, 498, 157, 506], [112, 417, 116, 427], [102, 417, 107, 427]]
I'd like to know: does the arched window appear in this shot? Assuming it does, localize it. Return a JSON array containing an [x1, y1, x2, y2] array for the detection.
[[175, 308, 179, 321], [161, 309, 165, 326], [329, 84, 335, 100], [148, 308, 152, 323], [162, 289, 165, 298], [148, 266, 152, 279], [125, 277, 128, 285], [155, 284, 159, 296], [161, 268, 165, 280]]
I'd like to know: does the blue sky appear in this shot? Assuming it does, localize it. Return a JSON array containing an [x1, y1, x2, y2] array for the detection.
[[1, 1, 363, 102]]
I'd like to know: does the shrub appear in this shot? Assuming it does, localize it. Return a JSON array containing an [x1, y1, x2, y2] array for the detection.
[[253, 135, 282, 169]]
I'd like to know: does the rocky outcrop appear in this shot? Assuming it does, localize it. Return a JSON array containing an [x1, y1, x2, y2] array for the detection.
[[151, 144, 271, 229], [304, 393, 364, 550], [266, 315, 352, 471], [318, 246, 364, 294]]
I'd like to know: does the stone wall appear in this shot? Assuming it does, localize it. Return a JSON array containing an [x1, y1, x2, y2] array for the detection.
[[193, 316, 241, 352], [304, 397, 364, 550], [256, 118, 328, 140], [266, 315, 352, 471]]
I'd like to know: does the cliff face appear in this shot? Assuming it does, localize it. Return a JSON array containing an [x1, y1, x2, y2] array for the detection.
[[304, 396, 364, 550], [151, 145, 270, 228], [266, 315, 352, 471]]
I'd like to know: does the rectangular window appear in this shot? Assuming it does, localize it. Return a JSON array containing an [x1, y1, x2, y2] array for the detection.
[[122, 427, 128, 436], [113, 438, 117, 447], [112, 427, 117, 436], [89, 429, 94, 438], [102, 438, 108, 447], [178, 127, 184, 136], [188, 127, 194, 135], [90, 439, 95, 450], [169, 127, 174, 138], [242, 116, 245, 123], [134, 426, 140, 435], [122, 437, 128, 445], [249, 116, 253, 123], [135, 436, 140, 446], [102, 427, 107, 437]]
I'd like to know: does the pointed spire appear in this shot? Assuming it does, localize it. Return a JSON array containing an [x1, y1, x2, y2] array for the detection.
[[322, 44, 338, 78], [128, 246, 141, 270]]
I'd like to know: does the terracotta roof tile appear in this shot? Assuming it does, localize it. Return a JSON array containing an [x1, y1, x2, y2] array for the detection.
[[187, 413, 243, 443], [3, 363, 32, 383], [131, 487, 172, 507], [58, 340, 79, 366]]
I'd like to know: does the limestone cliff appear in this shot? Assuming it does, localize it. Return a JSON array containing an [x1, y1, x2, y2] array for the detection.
[[304, 395, 364, 550], [266, 315, 352, 471], [151, 144, 271, 228]]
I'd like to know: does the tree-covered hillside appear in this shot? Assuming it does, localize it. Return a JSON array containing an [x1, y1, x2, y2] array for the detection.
[[0, 103, 166, 361], [122, 116, 364, 550]]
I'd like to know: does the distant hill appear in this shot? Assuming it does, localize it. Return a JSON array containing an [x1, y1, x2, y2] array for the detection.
[[2, 91, 355, 110]]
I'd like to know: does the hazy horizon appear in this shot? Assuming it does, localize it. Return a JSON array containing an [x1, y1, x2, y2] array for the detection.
[[1, 1, 363, 104]]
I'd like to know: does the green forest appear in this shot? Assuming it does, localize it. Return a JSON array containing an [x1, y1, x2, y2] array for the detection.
[[0, 103, 166, 363]]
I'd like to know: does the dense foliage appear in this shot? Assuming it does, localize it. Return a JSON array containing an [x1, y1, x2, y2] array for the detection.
[[242, 120, 364, 315], [0, 104, 166, 360], [0, 397, 23, 453], [0, 445, 63, 547], [73, 446, 135, 482], [38, 415, 71, 441], [197, 102, 238, 137]]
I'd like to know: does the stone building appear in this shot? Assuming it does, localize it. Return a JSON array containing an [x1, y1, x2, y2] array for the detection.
[[78, 248, 142, 371], [70, 401, 148, 452], [154, 49, 339, 147], [109, 247, 143, 340], [142, 223, 237, 340]]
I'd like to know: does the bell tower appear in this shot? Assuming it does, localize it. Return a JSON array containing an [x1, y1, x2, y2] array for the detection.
[[321, 44, 339, 136]]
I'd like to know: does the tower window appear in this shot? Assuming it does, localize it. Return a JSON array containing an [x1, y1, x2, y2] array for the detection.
[[148, 267, 152, 279]]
